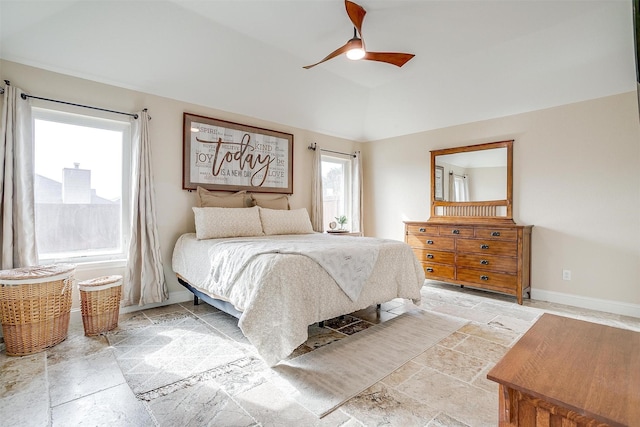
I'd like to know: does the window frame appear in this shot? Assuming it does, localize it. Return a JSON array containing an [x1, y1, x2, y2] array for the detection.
[[32, 107, 132, 265]]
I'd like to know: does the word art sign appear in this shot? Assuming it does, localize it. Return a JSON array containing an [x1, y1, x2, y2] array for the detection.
[[183, 113, 293, 194]]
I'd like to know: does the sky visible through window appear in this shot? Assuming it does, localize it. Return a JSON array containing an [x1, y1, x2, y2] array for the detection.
[[34, 119, 123, 201]]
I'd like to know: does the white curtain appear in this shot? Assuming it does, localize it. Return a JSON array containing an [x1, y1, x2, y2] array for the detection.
[[449, 172, 469, 202], [462, 175, 469, 201], [124, 109, 168, 306], [310, 146, 324, 232], [351, 151, 363, 233], [448, 171, 454, 201], [0, 84, 37, 269]]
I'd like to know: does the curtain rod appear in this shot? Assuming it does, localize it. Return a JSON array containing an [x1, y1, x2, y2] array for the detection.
[[21, 93, 139, 119], [307, 142, 356, 158], [1, 80, 138, 119]]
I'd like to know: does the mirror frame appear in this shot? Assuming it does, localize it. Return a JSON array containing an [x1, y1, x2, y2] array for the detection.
[[429, 140, 514, 223]]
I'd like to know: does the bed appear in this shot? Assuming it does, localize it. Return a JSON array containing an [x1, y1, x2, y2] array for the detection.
[[171, 196, 425, 366]]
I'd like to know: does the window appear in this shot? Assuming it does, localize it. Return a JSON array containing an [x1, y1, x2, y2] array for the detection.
[[321, 155, 352, 231], [33, 108, 131, 263]]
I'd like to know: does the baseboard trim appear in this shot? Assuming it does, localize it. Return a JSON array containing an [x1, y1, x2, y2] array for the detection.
[[531, 289, 640, 318]]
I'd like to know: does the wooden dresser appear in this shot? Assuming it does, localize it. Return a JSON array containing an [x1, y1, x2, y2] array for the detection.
[[404, 221, 532, 304]]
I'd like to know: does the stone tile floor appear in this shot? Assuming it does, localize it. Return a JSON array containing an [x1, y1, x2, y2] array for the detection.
[[1, 281, 638, 426]]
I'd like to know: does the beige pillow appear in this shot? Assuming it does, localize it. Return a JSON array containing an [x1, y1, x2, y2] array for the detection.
[[251, 193, 290, 210], [259, 207, 314, 235], [193, 206, 263, 239], [196, 187, 247, 208]]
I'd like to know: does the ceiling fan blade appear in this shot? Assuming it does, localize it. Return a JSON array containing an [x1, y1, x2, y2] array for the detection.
[[363, 52, 415, 67], [303, 40, 353, 69], [345, 0, 366, 37]]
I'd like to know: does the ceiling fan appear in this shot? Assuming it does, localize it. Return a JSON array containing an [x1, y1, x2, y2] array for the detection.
[[303, 0, 415, 69]]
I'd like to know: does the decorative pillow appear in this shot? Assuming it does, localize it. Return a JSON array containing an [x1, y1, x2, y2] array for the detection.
[[259, 207, 314, 235], [193, 206, 263, 239], [251, 193, 290, 210], [196, 186, 248, 208]]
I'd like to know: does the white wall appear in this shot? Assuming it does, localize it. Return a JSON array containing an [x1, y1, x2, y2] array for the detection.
[[467, 167, 506, 201], [363, 91, 640, 315], [0, 60, 361, 309]]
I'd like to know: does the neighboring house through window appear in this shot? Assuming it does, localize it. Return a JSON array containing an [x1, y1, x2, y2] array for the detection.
[[33, 108, 131, 263]]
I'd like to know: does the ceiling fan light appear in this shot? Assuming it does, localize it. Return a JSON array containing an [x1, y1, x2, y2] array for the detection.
[[346, 48, 365, 60]]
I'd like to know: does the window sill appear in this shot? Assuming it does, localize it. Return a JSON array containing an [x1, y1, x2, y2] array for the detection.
[[50, 259, 127, 271]]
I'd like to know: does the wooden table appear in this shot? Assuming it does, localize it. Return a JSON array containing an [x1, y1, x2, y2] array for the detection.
[[487, 313, 640, 426]]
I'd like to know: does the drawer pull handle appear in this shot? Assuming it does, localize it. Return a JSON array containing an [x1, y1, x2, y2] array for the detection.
[[419, 227, 426, 232], [491, 231, 501, 237], [480, 260, 489, 265], [427, 240, 434, 245], [426, 268, 434, 273], [427, 254, 434, 259], [480, 275, 489, 281], [452, 229, 460, 234], [480, 244, 490, 249]]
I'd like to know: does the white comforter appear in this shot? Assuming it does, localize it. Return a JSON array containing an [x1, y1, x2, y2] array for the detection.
[[205, 235, 381, 301], [172, 233, 425, 366]]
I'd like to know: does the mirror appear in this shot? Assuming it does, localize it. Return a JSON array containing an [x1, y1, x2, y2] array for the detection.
[[436, 148, 507, 202], [430, 140, 513, 223]]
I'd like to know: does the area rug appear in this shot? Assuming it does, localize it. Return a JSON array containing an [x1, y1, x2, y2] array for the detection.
[[106, 315, 248, 396], [272, 309, 467, 417]]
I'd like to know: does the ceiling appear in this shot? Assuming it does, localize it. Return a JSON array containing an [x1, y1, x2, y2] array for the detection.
[[0, 0, 636, 142]]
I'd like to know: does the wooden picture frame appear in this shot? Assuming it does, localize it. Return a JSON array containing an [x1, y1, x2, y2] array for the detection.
[[183, 113, 294, 194], [434, 165, 444, 201]]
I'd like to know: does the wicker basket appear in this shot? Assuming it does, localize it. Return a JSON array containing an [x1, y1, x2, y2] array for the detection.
[[0, 264, 75, 356], [79, 275, 122, 336]]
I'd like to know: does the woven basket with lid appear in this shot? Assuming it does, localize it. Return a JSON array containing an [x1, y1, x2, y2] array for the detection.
[[0, 264, 75, 356], [78, 275, 122, 336]]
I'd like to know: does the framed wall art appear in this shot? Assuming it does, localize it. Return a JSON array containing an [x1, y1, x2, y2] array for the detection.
[[183, 113, 294, 194]]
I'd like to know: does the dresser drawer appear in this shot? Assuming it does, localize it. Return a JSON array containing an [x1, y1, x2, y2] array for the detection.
[[404, 220, 532, 305], [422, 263, 455, 280], [406, 224, 439, 235], [457, 254, 517, 273], [413, 249, 455, 265], [456, 239, 517, 256], [407, 235, 455, 251], [474, 227, 518, 241], [438, 226, 474, 238], [457, 268, 517, 291]]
